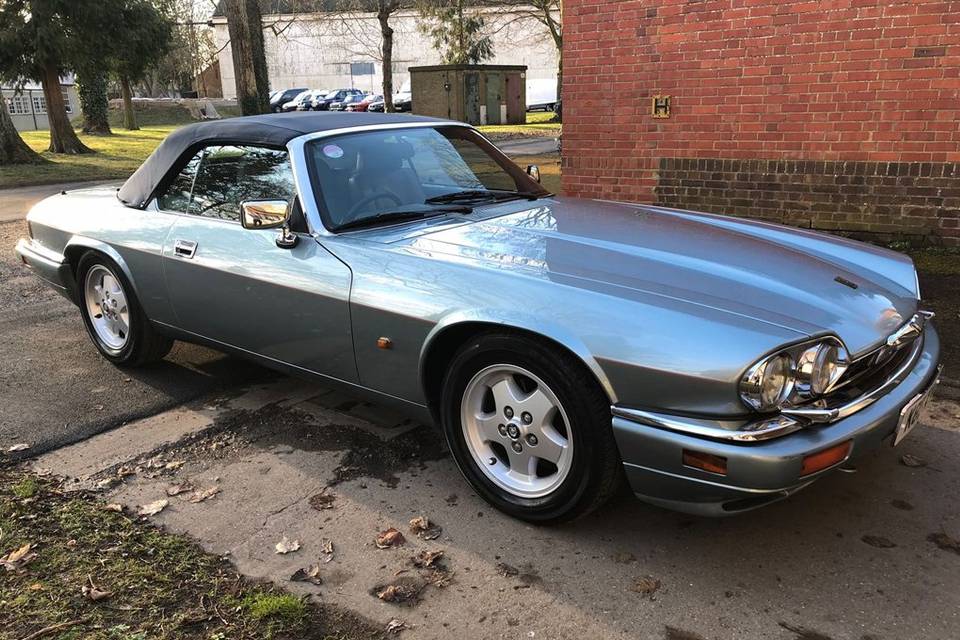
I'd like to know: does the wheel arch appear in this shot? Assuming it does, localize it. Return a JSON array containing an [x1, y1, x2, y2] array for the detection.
[[419, 313, 617, 424], [63, 237, 142, 302]]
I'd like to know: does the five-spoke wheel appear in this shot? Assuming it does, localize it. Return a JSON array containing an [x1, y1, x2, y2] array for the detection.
[[76, 252, 173, 366], [461, 365, 572, 499], [442, 332, 623, 523], [84, 264, 131, 353]]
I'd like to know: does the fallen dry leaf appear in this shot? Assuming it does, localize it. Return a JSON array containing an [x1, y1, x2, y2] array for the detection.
[[375, 578, 424, 604], [409, 516, 442, 540], [290, 563, 323, 585], [320, 539, 335, 563], [386, 618, 410, 633], [928, 532, 960, 555], [631, 576, 661, 597], [7, 443, 29, 453], [862, 535, 897, 549], [1, 543, 37, 571], [275, 537, 301, 554], [165, 480, 194, 497], [308, 492, 336, 510], [376, 528, 405, 549], [103, 504, 123, 513], [900, 454, 927, 468], [188, 486, 220, 503], [164, 460, 185, 470], [137, 499, 168, 516], [411, 550, 444, 569], [82, 577, 112, 602]]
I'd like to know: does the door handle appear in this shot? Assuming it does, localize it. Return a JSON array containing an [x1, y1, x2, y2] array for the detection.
[[173, 239, 197, 259]]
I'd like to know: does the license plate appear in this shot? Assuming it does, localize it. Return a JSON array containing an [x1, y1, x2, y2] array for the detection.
[[893, 367, 941, 446]]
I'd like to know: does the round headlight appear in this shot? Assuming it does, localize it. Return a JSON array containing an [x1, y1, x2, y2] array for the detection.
[[810, 343, 846, 395], [760, 354, 794, 407], [741, 353, 796, 411]]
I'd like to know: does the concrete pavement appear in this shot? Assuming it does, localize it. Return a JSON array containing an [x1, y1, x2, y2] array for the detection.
[[496, 137, 559, 157]]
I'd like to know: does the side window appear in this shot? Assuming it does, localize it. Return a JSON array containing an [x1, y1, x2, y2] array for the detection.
[[188, 146, 295, 222], [157, 150, 203, 213]]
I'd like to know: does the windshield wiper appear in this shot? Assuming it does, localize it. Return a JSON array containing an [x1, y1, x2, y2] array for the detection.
[[335, 205, 472, 232], [424, 189, 539, 205]]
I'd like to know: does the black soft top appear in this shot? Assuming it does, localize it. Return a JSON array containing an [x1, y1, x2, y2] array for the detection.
[[117, 112, 447, 209]]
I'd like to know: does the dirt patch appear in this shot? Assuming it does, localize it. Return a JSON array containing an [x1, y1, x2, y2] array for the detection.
[[861, 535, 897, 549], [918, 271, 959, 373], [232, 405, 449, 487], [92, 403, 450, 491]]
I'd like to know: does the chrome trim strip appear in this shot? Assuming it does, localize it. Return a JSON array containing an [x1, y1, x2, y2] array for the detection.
[[285, 121, 478, 237], [781, 332, 925, 424], [611, 406, 803, 442]]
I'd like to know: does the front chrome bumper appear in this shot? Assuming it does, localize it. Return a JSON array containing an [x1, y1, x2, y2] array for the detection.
[[611, 324, 942, 516]]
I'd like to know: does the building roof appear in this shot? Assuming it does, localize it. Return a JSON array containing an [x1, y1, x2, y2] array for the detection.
[[118, 111, 447, 208]]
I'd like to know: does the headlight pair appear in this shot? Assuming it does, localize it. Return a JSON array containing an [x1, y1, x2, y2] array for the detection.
[[740, 338, 849, 412]]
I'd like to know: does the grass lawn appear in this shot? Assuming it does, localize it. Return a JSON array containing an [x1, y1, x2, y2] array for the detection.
[[0, 469, 385, 639], [0, 126, 176, 189], [478, 111, 561, 139]]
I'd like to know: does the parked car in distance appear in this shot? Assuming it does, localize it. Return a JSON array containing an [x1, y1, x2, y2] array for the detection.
[[16, 112, 941, 524], [392, 91, 412, 112], [329, 93, 368, 111], [313, 88, 364, 111], [347, 94, 381, 112], [526, 78, 558, 112], [272, 87, 308, 112], [366, 95, 385, 112], [281, 90, 311, 112], [297, 90, 327, 112]]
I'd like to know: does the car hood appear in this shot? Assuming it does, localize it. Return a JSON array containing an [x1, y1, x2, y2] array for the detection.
[[394, 197, 919, 356]]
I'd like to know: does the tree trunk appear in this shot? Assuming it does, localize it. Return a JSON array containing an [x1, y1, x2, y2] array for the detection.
[[78, 70, 112, 135], [224, 0, 270, 115], [42, 63, 92, 154], [379, 4, 395, 113], [0, 96, 45, 165], [120, 76, 139, 130]]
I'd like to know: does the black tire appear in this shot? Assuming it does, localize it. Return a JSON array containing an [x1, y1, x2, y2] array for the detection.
[[76, 252, 173, 367], [440, 332, 623, 524]]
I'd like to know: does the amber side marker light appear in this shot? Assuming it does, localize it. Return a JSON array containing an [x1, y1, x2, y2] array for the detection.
[[801, 440, 852, 477], [682, 449, 728, 475]]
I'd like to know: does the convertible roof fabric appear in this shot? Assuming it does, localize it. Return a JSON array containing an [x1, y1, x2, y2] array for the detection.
[[117, 112, 446, 209]]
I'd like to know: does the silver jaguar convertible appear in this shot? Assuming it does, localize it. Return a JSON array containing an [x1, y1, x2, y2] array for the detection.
[[16, 113, 942, 521]]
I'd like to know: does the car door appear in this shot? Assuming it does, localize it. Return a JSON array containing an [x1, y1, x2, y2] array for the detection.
[[155, 144, 358, 383]]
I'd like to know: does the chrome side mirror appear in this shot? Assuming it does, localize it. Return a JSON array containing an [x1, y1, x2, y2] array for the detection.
[[526, 164, 541, 183], [240, 200, 289, 230], [240, 199, 298, 249]]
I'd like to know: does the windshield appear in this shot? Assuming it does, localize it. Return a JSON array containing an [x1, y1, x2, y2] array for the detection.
[[306, 126, 548, 231]]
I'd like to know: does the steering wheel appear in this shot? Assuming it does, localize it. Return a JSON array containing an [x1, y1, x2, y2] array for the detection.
[[344, 192, 402, 220]]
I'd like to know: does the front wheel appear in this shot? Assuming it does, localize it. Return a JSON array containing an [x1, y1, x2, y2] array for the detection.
[[440, 333, 623, 524], [77, 252, 173, 367]]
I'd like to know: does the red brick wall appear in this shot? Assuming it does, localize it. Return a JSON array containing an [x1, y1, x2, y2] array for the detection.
[[561, 0, 960, 243]]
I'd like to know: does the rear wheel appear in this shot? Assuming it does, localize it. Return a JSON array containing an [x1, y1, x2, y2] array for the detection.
[[440, 333, 623, 523], [77, 252, 172, 366]]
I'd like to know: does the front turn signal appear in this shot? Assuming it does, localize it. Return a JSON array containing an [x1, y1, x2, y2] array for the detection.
[[801, 441, 852, 476], [682, 449, 728, 475]]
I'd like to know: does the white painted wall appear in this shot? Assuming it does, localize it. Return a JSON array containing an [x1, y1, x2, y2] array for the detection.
[[212, 7, 558, 99]]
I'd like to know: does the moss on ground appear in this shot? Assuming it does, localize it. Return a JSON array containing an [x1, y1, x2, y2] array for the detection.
[[0, 468, 385, 640]]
